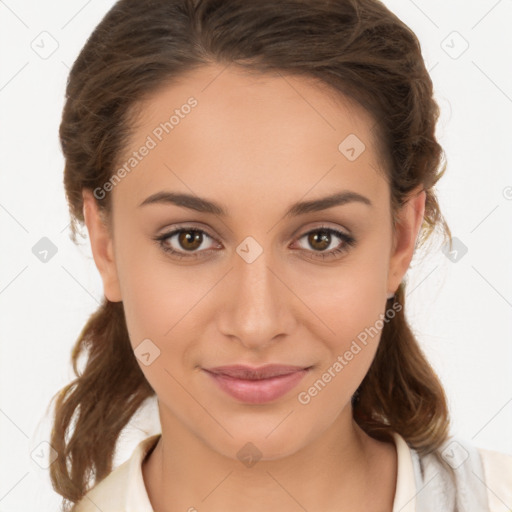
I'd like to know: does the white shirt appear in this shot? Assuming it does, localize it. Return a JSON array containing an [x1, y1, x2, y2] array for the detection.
[[73, 432, 512, 511]]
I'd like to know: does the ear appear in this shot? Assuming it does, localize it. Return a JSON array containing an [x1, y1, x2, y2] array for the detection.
[[82, 189, 122, 302], [387, 186, 426, 296]]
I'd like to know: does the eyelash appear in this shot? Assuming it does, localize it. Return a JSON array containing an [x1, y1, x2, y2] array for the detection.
[[152, 225, 356, 262]]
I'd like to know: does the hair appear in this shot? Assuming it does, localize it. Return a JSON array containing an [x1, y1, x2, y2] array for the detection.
[[49, 0, 454, 509]]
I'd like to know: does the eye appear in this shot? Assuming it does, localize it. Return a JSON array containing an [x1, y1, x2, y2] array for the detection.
[[153, 224, 356, 261], [153, 226, 219, 260], [293, 226, 356, 260]]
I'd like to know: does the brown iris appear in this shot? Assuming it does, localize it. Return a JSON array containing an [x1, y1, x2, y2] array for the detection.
[[178, 230, 204, 251], [307, 229, 331, 251]]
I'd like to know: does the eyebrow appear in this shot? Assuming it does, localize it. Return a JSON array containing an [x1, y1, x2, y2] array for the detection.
[[138, 190, 372, 217]]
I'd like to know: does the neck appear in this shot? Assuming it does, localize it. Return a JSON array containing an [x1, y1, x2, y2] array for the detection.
[[142, 404, 396, 512]]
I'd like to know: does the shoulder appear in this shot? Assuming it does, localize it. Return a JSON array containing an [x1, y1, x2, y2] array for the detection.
[[73, 458, 132, 512], [477, 445, 512, 512], [72, 434, 160, 512], [411, 435, 512, 512]]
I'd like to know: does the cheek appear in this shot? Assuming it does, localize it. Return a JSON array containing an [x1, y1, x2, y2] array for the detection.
[[114, 235, 200, 363], [297, 251, 389, 345], [294, 273, 387, 419], [293, 242, 391, 390], [118, 268, 204, 403], [120, 269, 201, 355]]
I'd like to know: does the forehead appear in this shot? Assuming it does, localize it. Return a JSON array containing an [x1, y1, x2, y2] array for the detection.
[[111, 64, 388, 213]]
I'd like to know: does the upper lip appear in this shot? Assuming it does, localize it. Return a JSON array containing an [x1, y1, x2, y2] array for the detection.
[[204, 364, 310, 380]]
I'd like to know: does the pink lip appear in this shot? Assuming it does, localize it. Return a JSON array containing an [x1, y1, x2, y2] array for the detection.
[[203, 364, 311, 404]]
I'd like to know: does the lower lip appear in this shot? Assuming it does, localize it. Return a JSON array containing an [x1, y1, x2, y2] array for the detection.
[[204, 369, 310, 404]]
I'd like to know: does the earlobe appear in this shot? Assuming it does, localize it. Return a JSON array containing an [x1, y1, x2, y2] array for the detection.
[[82, 189, 122, 302], [387, 187, 426, 296]]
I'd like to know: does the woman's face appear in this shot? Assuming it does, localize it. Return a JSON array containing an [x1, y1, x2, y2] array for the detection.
[[84, 63, 424, 460]]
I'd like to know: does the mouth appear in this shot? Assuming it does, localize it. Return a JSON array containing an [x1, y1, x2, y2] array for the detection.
[[202, 364, 312, 404], [204, 364, 311, 379]]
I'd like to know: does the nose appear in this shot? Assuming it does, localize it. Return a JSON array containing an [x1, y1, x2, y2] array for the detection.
[[216, 247, 297, 351]]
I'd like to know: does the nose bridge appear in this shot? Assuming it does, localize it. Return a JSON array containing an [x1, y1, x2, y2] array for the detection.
[[219, 240, 293, 347], [236, 242, 280, 316]]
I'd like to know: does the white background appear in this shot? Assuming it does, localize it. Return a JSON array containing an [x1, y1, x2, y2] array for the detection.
[[1, 0, 511, 510]]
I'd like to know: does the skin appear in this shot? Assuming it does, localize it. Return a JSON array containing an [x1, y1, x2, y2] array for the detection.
[[82, 63, 425, 512]]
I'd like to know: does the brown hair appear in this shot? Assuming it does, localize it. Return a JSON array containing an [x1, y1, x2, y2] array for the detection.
[[49, 0, 453, 508]]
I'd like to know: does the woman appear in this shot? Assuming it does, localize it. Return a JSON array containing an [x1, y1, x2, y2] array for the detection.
[[49, 0, 512, 511]]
